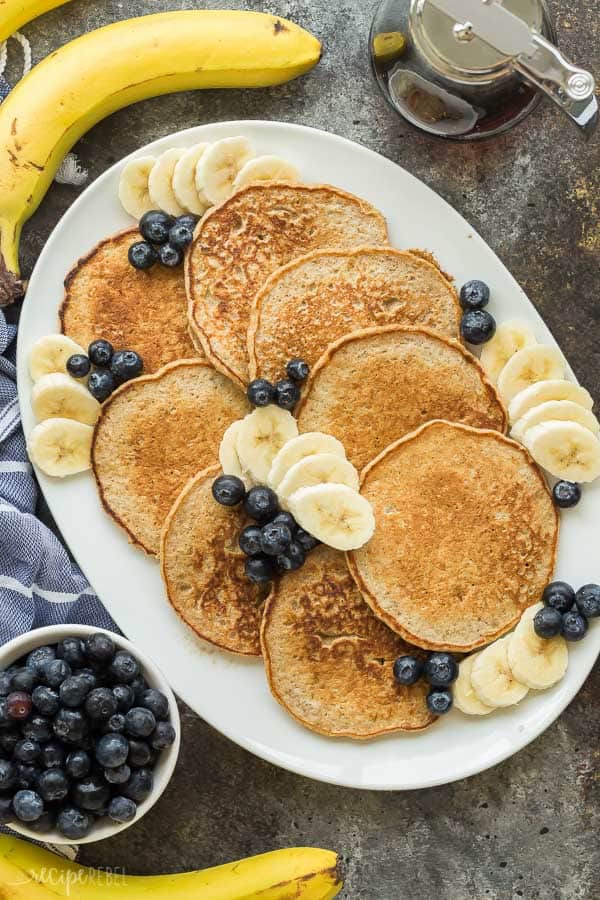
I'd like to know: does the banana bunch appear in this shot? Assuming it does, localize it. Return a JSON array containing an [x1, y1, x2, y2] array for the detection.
[[0, 10, 321, 302], [480, 320, 600, 482], [119, 135, 299, 220], [0, 834, 343, 899], [0, 0, 73, 44]]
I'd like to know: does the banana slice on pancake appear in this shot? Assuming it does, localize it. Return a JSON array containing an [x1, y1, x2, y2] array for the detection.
[[196, 136, 254, 205], [148, 148, 186, 217], [511, 400, 599, 442], [32, 373, 100, 426], [268, 432, 347, 490], [497, 345, 565, 404], [524, 420, 600, 482], [236, 406, 298, 484], [28, 418, 93, 477], [219, 420, 253, 488], [470, 637, 529, 708], [289, 483, 375, 551], [507, 604, 568, 690], [453, 653, 494, 716], [28, 335, 86, 382], [118, 155, 156, 219], [508, 379, 594, 425], [479, 319, 537, 385], [277, 453, 359, 507]]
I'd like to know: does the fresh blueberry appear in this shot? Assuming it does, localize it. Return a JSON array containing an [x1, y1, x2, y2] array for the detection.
[[128, 240, 158, 270], [110, 350, 144, 384], [65, 749, 91, 780], [28, 809, 56, 833], [41, 659, 71, 689], [562, 610, 589, 642], [107, 652, 140, 685], [14, 739, 41, 763], [271, 512, 297, 532], [96, 732, 130, 768], [0, 796, 13, 824], [104, 763, 131, 785], [274, 378, 300, 411], [66, 354, 91, 379], [108, 795, 137, 823], [276, 541, 305, 572], [552, 480, 581, 508], [168, 223, 194, 250], [260, 522, 292, 556], [12, 789, 44, 822], [533, 606, 563, 639], [88, 339, 114, 368], [127, 739, 151, 767], [393, 656, 424, 686], [0, 696, 10, 727], [0, 728, 19, 756], [460, 309, 496, 344], [103, 713, 126, 734], [26, 646, 56, 676], [125, 707, 156, 738], [139, 689, 169, 721], [150, 721, 176, 750], [286, 358, 310, 382], [158, 243, 183, 267], [247, 379, 275, 407], [60, 675, 92, 708], [212, 474, 246, 507], [16, 763, 40, 790], [56, 805, 93, 839], [459, 280, 490, 310], [113, 684, 136, 713], [295, 528, 320, 553], [53, 708, 88, 745], [11, 667, 38, 693], [575, 584, 600, 619], [74, 669, 98, 691], [139, 210, 174, 244], [175, 213, 199, 231], [88, 369, 116, 402], [72, 774, 111, 811], [542, 581, 575, 614], [0, 758, 17, 791], [56, 638, 86, 668], [243, 485, 279, 522], [424, 653, 458, 687], [22, 715, 52, 743], [40, 741, 64, 769], [31, 686, 60, 716], [85, 633, 116, 664], [6, 691, 32, 720], [0, 671, 13, 695], [245, 555, 276, 585], [239, 524, 263, 557], [36, 768, 69, 802], [122, 767, 153, 803], [85, 687, 118, 721], [426, 688, 453, 715], [130, 675, 148, 703]]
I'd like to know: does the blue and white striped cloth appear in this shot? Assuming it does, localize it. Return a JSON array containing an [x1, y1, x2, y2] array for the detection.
[[0, 308, 116, 646]]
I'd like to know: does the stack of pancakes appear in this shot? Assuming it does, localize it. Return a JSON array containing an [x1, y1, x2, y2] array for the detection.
[[62, 181, 558, 740]]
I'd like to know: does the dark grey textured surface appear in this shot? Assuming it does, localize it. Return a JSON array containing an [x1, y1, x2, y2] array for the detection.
[[10, 0, 599, 896]]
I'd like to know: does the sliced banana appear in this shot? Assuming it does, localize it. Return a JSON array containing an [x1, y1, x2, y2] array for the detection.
[[28, 418, 93, 478], [453, 653, 494, 716], [267, 432, 347, 490], [288, 483, 375, 552], [508, 379, 594, 425], [148, 148, 186, 217], [511, 400, 600, 442], [277, 453, 359, 508], [497, 345, 565, 405], [31, 373, 100, 426], [172, 143, 210, 215], [28, 335, 86, 383], [470, 637, 529, 708], [196, 136, 255, 205], [232, 155, 299, 190], [479, 319, 537, 385], [523, 420, 600, 483], [118, 155, 157, 219], [507, 603, 568, 691], [236, 406, 298, 484], [219, 420, 252, 488]]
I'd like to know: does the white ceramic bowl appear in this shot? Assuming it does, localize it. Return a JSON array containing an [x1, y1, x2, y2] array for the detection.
[[0, 624, 180, 844]]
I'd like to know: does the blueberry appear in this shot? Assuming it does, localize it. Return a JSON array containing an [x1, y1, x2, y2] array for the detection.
[[28, 810, 56, 833], [0, 728, 19, 756], [260, 522, 292, 556], [552, 480, 581, 508], [85, 633, 116, 664], [128, 739, 151, 767], [533, 606, 563, 639], [271, 512, 297, 532], [41, 659, 71, 689], [562, 610, 588, 642], [88, 339, 114, 368], [245, 555, 276, 585], [175, 213, 199, 231], [542, 581, 575, 614], [212, 474, 246, 507], [274, 378, 300, 411], [130, 675, 148, 703], [239, 524, 263, 557], [85, 687, 118, 721], [426, 689, 453, 715], [295, 528, 320, 553], [11, 667, 38, 693], [113, 684, 136, 713], [0, 696, 10, 727], [158, 243, 183, 267], [60, 675, 92, 708], [31, 686, 60, 716], [66, 354, 91, 378], [56, 638, 86, 668], [247, 379, 275, 407], [243, 485, 279, 522], [393, 655, 424, 686], [73, 669, 98, 691], [276, 541, 305, 572], [53, 708, 88, 745], [460, 309, 496, 344], [0, 671, 13, 695], [168, 223, 194, 250], [72, 774, 110, 811], [14, 739, 41, 763], [65, 749, 91, 780], [16, 763, 40, 790], [286, 358, 310, 382], [22, 715, 52, 743], [88, 369, 116, 402], [40, 741, 64, 769], [122, 767, 153, 803], [125, 707, 156, 738], [108, 795, 137, 823], [575, 584, 600, 619], [0, 795, 13, 823], [110, 350, 144, 384], [12, 789, 44, 822], [56, 805, 93, 839], [96, 732, 130, 768], [0, 758, 17, 791], [26, 646, 56, 676], [139, 210, 174, 244], [139, 689, 169, 720], [150, 721, 176, 750], [128, 240, 157, 270], [424, 652, 458, 687], [107, 652, 140, 685], [6, 691, 32, 720], [103, 713, 126, 734], [459, 280, 490, 310], [36, 768, 69, 803]]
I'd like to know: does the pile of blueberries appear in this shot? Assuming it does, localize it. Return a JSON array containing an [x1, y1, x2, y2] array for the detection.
[[533, 581, 600, 642], [246, 357, 309, 412], [0, 633, 176, 839], [67, 339, 143, 403], [128, 210, 199, 271], [393, 652, 457, 715]]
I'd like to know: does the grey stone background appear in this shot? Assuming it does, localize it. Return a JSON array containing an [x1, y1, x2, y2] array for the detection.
[[8, 0, 599, 896]]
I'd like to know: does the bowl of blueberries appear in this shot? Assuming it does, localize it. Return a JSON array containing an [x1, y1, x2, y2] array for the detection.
[[0, 625, 180, 843]]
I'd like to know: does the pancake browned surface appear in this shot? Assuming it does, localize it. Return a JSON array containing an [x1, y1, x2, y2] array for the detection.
[[92, 360, 249, 556], [347, 421, 559, 653], [296, 326, 507, 471], [161, 465, 264, 656], [248, 247, 461, 382], [60, 228, 200, 374], [186, 182, 388, 387], [261, 545, 434, 738]]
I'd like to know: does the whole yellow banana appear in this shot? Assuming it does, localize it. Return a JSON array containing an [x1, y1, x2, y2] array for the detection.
[[0, 10, 321, 301], [0, 0, 74, 44], [0, 834, 343, 899]]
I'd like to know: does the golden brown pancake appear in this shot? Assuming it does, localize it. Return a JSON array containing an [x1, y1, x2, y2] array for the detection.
[[60, 228, 200, 375], [186, 182, 388, 387], [92, 360, 249, 556], [247, 247, 461, 383], [161, 465, 266, 656], [261, 545, 435, 738], [296, 326, 507, 471], [347, 421, 559, 652]]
